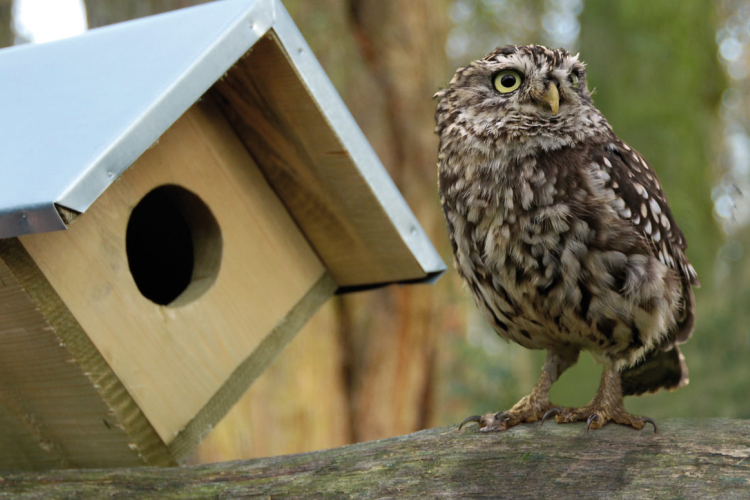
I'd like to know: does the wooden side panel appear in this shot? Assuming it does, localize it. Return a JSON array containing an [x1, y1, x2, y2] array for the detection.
[[168, 271, 336, 462], [0, 243, 145, 470], [20, 98, 327, 447], [212, 32, 428, 288]]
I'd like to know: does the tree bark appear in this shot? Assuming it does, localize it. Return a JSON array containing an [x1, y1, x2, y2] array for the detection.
[[2, 420, 749, 499]]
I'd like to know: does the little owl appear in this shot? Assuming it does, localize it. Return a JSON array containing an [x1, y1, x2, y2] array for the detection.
[[435, 45, 698, 432]]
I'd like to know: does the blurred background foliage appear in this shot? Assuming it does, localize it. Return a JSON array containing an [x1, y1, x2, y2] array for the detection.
[[2, 0, 749, 462]]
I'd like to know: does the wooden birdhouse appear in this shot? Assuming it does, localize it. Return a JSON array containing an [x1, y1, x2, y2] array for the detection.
[[0, 0, 444, 471]]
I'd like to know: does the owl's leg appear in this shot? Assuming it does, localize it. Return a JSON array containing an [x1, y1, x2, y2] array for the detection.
[[542, 368, 657, 432], [459, 349, 578, 432]]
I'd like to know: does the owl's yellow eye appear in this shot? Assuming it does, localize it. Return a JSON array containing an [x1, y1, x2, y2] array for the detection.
[[493, 70, 522, 93]]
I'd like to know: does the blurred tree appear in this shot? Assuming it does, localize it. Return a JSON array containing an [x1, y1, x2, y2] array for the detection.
[[0, 0, 13, 48], [331, 0, 452, 442], [696, 0, 750, 420], [83, 0, 211, 27], [444, 0, 544, 66]]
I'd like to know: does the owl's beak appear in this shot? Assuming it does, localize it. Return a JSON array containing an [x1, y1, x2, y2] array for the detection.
[[542, 82, 560, 115]]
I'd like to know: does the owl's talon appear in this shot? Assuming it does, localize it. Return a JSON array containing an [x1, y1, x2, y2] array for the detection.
[[586, 413, 601, 433], [640, 416, 658, 434], [458, 415, 482, 431], [541, 407, 562, 427]]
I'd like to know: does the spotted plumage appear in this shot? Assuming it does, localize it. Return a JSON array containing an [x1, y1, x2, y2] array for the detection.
[[436, 45, 697, 431]]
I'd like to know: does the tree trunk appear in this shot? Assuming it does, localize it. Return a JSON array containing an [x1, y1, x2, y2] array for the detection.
[[83, 0, 211, 27], [0, 0, 13, 48], [332, 0, 453, 443], [2, 420, 749, 499]]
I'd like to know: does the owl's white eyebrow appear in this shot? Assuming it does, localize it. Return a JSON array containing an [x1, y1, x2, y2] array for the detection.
[[490, 64, 525, 73]]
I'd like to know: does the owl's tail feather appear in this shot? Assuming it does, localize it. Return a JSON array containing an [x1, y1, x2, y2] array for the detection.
[[620, 346, 688, 396]]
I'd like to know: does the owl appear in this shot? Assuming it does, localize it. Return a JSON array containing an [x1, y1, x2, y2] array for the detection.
[[435, 45, 698, 432]]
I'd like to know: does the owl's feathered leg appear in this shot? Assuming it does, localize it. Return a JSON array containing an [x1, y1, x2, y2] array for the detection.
[[459, 349, 578, 432], [542, 368, 657, 432]]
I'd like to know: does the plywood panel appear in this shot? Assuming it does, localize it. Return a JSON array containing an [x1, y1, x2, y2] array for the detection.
[[0, 242, 145, 470], [20, 98, 327, 444], [212, 32, 428, 287], [191, 298, 352, 463]]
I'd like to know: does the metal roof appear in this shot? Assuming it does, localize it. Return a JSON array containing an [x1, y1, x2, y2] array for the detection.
[[0, 0, 445, 281]]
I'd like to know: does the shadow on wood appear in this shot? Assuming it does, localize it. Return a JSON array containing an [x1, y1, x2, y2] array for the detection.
[[1, 419, 748, 499]]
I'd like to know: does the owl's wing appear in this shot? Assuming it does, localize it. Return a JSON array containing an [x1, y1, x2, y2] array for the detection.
[[590, 138, 699, 288], [591, 138, 696, 393]]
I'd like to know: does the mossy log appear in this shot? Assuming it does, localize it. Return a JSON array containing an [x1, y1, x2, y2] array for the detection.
[[1, 419, 749, 499]]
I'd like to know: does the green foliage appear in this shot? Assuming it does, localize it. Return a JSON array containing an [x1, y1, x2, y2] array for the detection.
[[580, 0, 724, 275]]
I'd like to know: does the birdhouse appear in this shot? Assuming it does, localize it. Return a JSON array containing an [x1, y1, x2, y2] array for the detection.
[[0, 0, 444, 471]]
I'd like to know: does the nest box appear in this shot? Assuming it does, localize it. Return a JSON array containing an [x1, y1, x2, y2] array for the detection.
[[0, 0, 444, 470]]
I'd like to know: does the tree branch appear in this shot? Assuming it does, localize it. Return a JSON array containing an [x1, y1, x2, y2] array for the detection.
[[2, 419, 749, 499]]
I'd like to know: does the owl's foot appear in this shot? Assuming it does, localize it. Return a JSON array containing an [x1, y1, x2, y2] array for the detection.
[[542, 368, 656, 434], [540, 405, 657, 433], [459, 408, 551, 432], [458, 394, 555, 432], [459, 350, 581, 432], [537, 368, 657, 433]]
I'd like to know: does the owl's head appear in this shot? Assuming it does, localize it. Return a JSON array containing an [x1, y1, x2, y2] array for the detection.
[[435, 45, 609, 158]]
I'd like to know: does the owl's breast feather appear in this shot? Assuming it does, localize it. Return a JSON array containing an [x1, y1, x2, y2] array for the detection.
[[440, 145, 683, 369]]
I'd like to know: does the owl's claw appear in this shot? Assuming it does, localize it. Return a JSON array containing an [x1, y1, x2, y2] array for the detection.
[[478, 411, 513, 432], [458, 406, 551, 432], [540, 407, 562, 427], [458, 415, 482, 431], [537, 404, 656, 433], [586, 413, 601, 433], [639, 416, 658, 434]]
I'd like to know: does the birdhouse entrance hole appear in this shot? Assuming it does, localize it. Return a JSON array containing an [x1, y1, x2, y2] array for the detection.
[[126, 185, 222, 306]]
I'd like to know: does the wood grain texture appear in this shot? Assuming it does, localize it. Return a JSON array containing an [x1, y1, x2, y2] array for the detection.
[[19, 97, 326, 446], [212, 33, 427, 288], [0, 242, 146, 470], [1, 420, 749, 499], [167, 272, 336, 463], [191, 299, 352, 463]]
